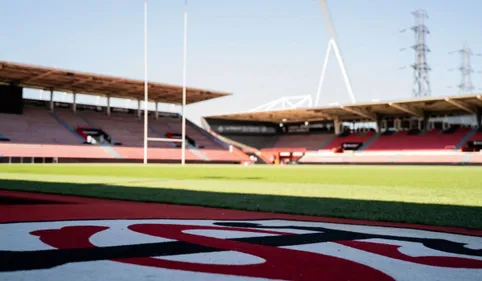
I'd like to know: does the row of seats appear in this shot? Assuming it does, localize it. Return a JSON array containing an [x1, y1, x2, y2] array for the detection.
[[323, 131, 375, 150], [365, 128, 472, 151], [470, 127, 482, 142], [272, 134, 334, 150], [0, 142, 249, 162], [299, 151, 481, 164], [227, 127, 478, 152], [223, 134, 279, 149], [0, 108, 80, 144], [0, 143, 111, 159], [0, 106, 249, 163]]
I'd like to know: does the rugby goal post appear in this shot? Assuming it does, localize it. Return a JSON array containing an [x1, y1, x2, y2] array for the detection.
[[143, 0, 188, 165]]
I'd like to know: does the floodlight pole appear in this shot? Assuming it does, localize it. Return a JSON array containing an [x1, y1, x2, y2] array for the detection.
[[181, 0, 188, 165], [143, 0, 148, 164]]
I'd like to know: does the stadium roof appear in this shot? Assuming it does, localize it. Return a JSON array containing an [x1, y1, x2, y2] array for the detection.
[[0, 61, 230, 105], [207, 94, 482, 123]]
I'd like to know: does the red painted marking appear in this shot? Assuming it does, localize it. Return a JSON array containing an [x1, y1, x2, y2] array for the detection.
[[339, 240, 482, 268], [31, 224, 394, 281], [3, 191, 482, 280]]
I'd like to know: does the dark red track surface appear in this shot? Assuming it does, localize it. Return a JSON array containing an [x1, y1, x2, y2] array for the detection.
[[1, 190, 481, 236]]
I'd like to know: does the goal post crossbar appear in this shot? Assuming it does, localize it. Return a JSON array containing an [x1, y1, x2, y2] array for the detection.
[[147, 137, 183, 143]]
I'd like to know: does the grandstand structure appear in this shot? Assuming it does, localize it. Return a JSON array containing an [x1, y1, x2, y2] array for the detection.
[[1, 61, 482, 166], [0, 61, 250, 164], [204, 93, 482, 165]]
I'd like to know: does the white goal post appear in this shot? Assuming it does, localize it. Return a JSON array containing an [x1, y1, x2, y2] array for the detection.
[[143, 0, 188, 165]]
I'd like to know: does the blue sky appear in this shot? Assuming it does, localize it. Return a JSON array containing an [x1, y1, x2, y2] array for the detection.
[[1, 0, 482, 124]]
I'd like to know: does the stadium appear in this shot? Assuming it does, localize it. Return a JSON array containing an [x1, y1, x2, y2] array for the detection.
[[0, 1, 481, 280], [1, 61, 481, 165]]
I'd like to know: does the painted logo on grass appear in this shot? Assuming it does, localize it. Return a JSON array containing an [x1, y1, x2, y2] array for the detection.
[[0, 219, 481, 280]]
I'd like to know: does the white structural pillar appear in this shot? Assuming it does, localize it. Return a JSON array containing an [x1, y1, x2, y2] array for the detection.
[[137, 100, 141, 118], [382, 119, 388, 132], [106, 96, 111, 116], [49, 89, 54, 112], [155, 102, 159, 119], [181, 0, 188, 165], [394, 118, 402, 131], [334, 117, 341, 135], [375, 117, 382, 133], [143, 0, 148, 164], [72, 93, 77, 113], [423, 113, 429, 131], [315, 0, 357, 106]]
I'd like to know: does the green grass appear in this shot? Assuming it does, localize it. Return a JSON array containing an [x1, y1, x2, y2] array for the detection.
[[0, 164, 481, 229]]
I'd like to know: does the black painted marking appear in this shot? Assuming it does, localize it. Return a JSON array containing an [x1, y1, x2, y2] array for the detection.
[[0, 221, 480, 272], [0, 196, 68, 205]]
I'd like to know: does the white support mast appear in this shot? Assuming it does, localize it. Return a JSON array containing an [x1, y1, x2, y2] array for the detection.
[[181, 0, 188, 165], [143, 0, 148, 164], [315, 40, 332, 107], [315, 0, 356, 107]]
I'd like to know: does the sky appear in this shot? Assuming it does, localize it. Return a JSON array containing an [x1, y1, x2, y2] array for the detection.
[[1, 0, 482, 125]]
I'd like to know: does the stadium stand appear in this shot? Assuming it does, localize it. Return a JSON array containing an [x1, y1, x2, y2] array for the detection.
[[205, 94, 482, 165], [2, 61, 482, 166], [54, 108, 91, 129], [470, 127, 482, 141], [365, 128, 471, 151], [0, 100, 249, 164], [0, 107, 81, 145], [272, 133, 334, 150], [148, 116, 250, 162], [322, 130, 376, 151], [299, 150, 466, 165], [219, 134, 279, 149], [0, 143, 111, 159]]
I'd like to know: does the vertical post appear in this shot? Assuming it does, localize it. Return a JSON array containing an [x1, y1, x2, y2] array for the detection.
[[155, 102, 159, 120], [476, 110, 481, 127], [72, 93, 77, 113], [423, 112, 430, 132], [395, 118, 402, 131], [49, 89, 54, 112], [107, 96, 111, 116], [143, 0, 148, 164], [375, 116, 382, 133], [442, 115, 450, 130], [334, 117, 341, 135], [138, 100, 141, 117], [181, 0, 188, 165]]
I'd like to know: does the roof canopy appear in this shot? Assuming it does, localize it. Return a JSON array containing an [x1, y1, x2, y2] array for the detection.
[[208, 94, 482, 123], [0, 61, 230, 105]]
